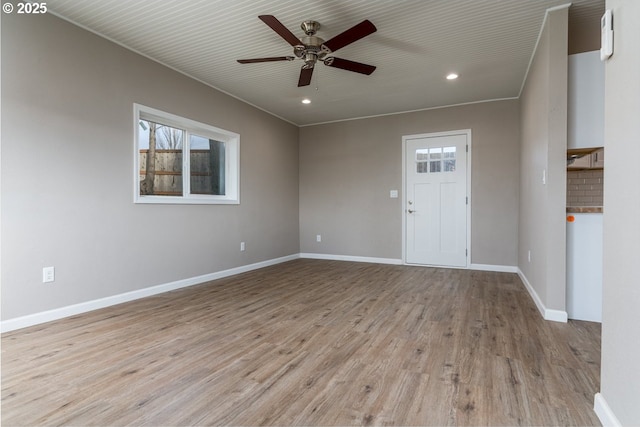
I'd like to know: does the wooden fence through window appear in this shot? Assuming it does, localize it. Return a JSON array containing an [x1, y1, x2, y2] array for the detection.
[[139, 148, 224, 196]]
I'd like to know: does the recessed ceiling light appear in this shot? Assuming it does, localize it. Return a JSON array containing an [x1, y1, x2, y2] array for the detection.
[[302, 98, 311, 104], [446, 73, 459, 80]]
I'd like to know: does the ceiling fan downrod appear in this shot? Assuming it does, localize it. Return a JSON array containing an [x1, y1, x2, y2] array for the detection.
[[300, 20, 321, 36]]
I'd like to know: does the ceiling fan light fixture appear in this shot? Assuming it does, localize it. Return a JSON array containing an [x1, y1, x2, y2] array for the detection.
[[446, 73, 459, 80], [302, 98, 311, 104], [304, 52, 318, 66]]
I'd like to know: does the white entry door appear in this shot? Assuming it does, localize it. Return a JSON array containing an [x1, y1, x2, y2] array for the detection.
[[405, 132, 468, 267]]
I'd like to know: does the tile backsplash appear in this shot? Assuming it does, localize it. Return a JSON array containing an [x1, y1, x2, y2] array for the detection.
[[567, 169, 603, 206]]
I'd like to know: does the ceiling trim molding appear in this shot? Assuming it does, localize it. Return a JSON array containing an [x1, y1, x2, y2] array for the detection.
[[299, 97, 519, 128], [518, 3, 573, 98]]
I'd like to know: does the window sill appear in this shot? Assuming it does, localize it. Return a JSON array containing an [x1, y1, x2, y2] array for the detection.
[[134, 195, 239, 205]]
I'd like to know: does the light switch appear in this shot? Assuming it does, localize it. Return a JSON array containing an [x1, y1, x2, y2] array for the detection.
[[43, 266, 55, 283]]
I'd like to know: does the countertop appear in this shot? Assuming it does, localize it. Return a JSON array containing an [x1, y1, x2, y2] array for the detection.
[[566, 206, 603, 213]]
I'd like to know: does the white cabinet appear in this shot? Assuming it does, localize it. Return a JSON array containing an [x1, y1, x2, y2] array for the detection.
[[566, 213, 603, 322], [591, 147, 604, 168], [567, 147, 604, 169], [567, 153, 592, 169], [568, 51, 605, 149]]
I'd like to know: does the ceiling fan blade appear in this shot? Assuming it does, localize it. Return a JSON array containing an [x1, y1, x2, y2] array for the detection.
[[324, 57, 376, 75], [298, 66, 314, 87], [258, 15, 301, 47], [237, 56, 295, 64], [321, 20, 377, 53]]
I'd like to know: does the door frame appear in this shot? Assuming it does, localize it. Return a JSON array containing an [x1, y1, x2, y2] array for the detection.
[[401, 129, 472, 268]]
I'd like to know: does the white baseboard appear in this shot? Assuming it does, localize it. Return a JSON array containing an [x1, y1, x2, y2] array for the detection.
[[544, 308, 568, 322], [594, 393, 622, 427], [299, 253, 403, 265], [302, 255, 517, 272], [1, 254, 300, 333], [517, 268, 568, 323], [2, 255, 569, 333], [469, 263, 518, 273]]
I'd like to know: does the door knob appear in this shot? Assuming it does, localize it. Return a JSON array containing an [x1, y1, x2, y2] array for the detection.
[[408, 209, 416, 213]]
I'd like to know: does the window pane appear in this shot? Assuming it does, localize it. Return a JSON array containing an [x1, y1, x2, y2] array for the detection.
[[190, 134, 225, 195], [416, 149, 429, 161], [417, 162, 429, 173], [443, 146, 456, 158], [427, 148, 441, 172], [444, 159, 456, 172], [430, 160, 442, 173], [139, 120, 184, 196]]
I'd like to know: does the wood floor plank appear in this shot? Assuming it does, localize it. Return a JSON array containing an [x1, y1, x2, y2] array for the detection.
[[1, 259, 601, 426]]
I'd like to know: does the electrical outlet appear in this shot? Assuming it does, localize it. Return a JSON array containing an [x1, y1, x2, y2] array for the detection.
[[43, 266, 55, 283], [316, 234, 322, 243], [240, 242, 246, 252]]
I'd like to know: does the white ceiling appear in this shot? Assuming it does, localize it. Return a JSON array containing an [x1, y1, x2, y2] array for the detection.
[[46, 0, 604, 126]]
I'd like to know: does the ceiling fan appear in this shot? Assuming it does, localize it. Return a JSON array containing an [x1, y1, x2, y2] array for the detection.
[[237, 15, 377, 87]]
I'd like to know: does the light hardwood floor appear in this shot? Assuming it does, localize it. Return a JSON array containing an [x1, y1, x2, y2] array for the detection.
[[2, 259, 601, 426]]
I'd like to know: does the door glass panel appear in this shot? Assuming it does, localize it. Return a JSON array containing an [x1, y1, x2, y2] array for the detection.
[[417, 162, 429, 173], [415, 147, 456, 173], [429, 147, 442, 173], [430, 160, 441, 173], [416, 149, 429, 173], [443, 146, 456, 158], [443, 146, 456, 172]]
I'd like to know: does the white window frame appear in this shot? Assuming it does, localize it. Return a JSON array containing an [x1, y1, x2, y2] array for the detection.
[[133, 104, 240, 205]]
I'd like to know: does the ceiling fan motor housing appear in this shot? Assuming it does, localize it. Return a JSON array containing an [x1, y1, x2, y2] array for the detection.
[[299, 34, 326, 67], [238, 15, 377, 87]]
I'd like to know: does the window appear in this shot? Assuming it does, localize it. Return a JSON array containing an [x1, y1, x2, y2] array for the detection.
[[134, 104, 239, 204], [415, 146, 456, 174]]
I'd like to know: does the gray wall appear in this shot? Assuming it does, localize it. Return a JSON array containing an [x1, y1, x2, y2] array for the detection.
[[600, 1, 640, 424], [518, 7, 568, 312], [1, 13, 300, 320], [299, 100, 520, 266]]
